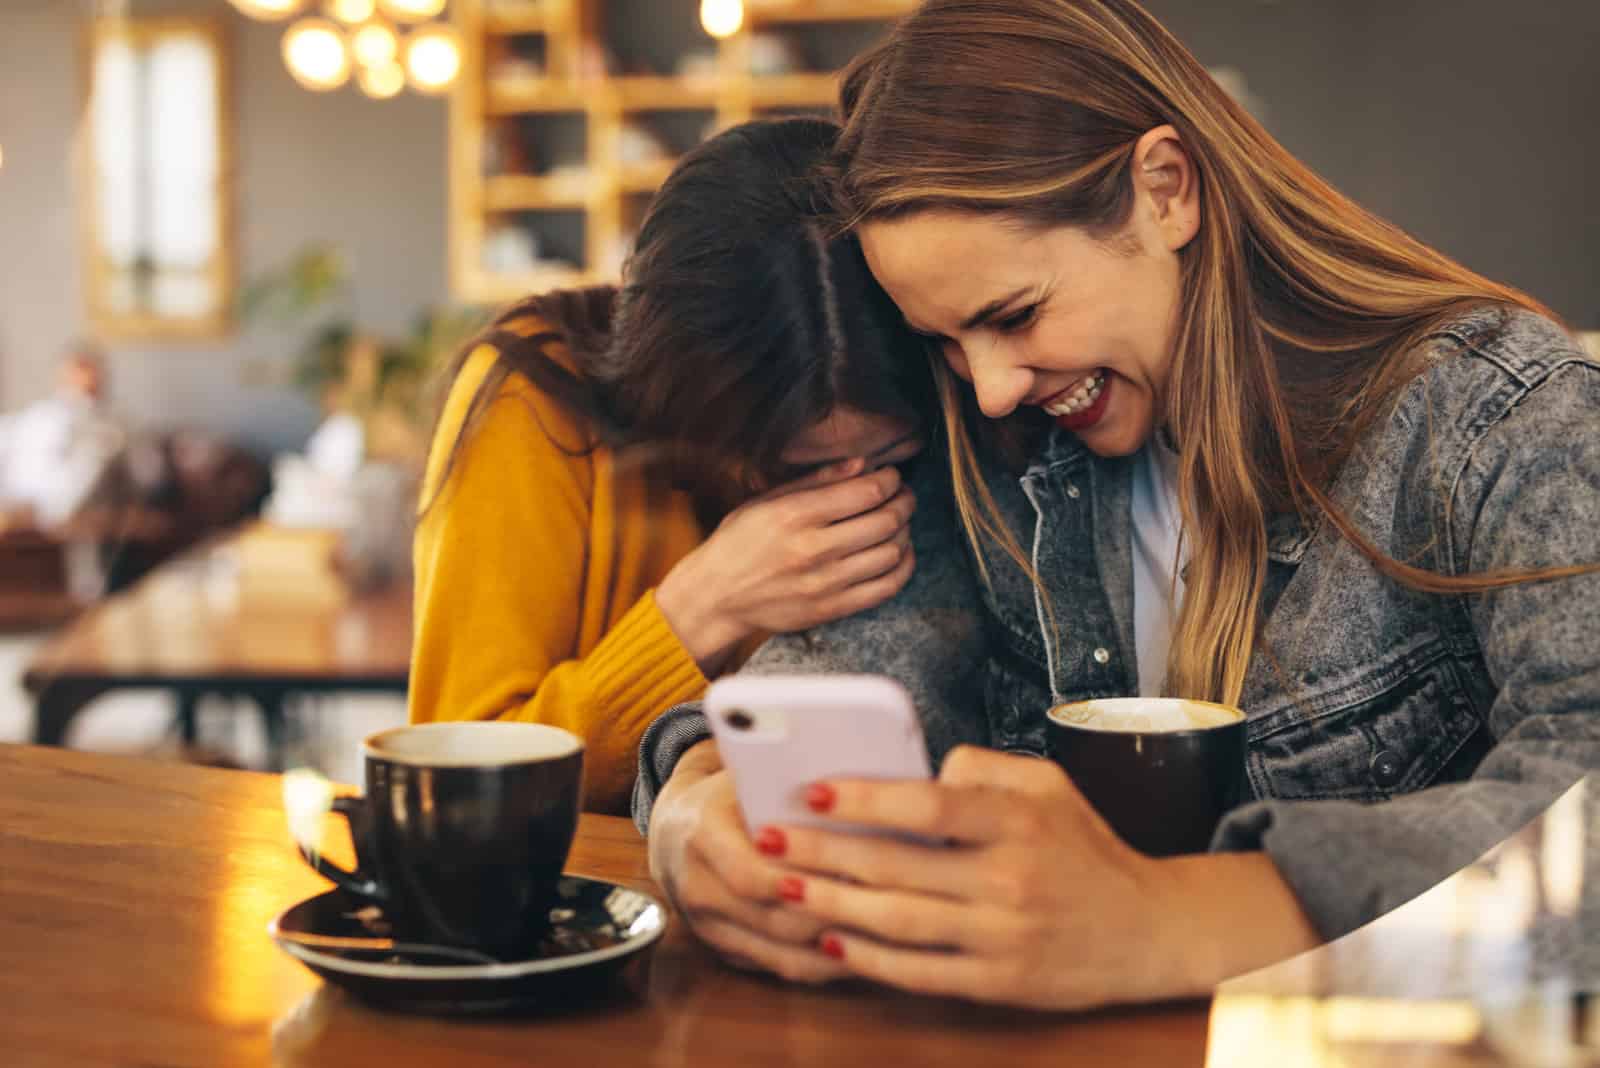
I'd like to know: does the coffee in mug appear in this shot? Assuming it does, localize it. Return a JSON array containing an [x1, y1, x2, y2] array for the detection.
[[1046, 698, 1247, 857], [291, 721, 584, 957]]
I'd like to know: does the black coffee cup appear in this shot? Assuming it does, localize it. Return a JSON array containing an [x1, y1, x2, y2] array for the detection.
[[1046, 698, 1247, 857], [292, 721, 584, 956]]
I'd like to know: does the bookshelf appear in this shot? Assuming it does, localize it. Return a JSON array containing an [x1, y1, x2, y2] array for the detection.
[[448, 0, 914, 305]]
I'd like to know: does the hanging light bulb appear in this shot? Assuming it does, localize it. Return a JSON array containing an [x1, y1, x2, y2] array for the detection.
[[404, 23, 462, 94], [230, 0, 308, 19], [700, 0, 744, 39], [358, 61, 406, 99], [377, 0, 446, 22], [350, 21, 400, 68], [282, 17, 352, 91], [325, 0, 376, 23]]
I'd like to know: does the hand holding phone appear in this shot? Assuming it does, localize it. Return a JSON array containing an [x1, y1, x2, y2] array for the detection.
[[705, 674, 932, 838]]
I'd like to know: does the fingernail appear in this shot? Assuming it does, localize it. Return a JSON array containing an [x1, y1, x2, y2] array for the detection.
[[755, 826, 787, 857], [804, 783, 836, 813], [820, 934, 845, 960], [776, 876, 805, 903]]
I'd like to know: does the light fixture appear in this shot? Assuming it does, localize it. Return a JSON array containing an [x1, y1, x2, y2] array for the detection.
[[229, 0, 308, 19], [351, 21, 400, 68], [282, 17, 352, 91], [325, 0, 377, 23], [403, 23, 462, 94], [700, 0, 744, 39], [358, 61, 406, 99], [378, 0, 446, 22]]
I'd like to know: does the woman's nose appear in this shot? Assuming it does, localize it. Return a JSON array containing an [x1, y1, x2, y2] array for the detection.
[[965, 342, 1034, 419]]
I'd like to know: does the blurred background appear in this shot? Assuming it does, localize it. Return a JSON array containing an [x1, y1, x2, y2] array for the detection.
[[0, 0, 1594, 783]]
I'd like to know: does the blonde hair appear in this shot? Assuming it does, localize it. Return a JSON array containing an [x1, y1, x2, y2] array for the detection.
[[834, 0, 1588, 705]]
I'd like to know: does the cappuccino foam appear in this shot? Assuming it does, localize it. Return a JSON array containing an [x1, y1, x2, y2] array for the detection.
[[1049, 698, 1242, 734]]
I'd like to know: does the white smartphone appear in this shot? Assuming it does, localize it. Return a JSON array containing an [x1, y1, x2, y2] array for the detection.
[[705, 673, 932, 837]]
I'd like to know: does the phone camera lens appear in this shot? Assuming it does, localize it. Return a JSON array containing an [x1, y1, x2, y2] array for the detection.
[[725, 709, 755, 731]]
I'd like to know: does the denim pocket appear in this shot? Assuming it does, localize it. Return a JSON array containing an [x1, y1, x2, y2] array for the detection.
[[1247, 638, 1482, 803]]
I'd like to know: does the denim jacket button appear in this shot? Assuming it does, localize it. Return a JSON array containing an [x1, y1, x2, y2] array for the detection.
[[1092, 647, 1111, 665], [1370, 749, 1404, 788], [1066, 483, 1081, 500]]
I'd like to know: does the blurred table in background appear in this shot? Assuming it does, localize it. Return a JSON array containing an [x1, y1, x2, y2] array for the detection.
[[22, 523, 411, 769]]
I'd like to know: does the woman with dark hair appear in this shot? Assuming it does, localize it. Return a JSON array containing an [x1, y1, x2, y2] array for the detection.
[[637, 0, 1599, 1009], [409, 119, 931, 814]]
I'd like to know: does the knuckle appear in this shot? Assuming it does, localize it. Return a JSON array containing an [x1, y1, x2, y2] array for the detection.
[[988, 868, 1032, 911], [722, 863, 769, 902], [941, 745, 983, 781], [796, 569, 826, 599]]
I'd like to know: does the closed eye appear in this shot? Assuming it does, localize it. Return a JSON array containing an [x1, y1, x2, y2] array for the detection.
[[995, 304, 1039, 333]]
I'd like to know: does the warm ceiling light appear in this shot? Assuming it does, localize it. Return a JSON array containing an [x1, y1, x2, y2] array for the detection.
[[351, 21, 399, 68], [229, 0, 308, 19], [325, 0, 376, 23], [377, 0, 446, 21], [700, 0, 743, 39], [358, 61, 406, 99], [403, 24, 461, 94], [282, 17, 352, 91]]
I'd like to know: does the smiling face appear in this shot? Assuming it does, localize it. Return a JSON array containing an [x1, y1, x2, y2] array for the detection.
[[857, 127, 1201, 458]]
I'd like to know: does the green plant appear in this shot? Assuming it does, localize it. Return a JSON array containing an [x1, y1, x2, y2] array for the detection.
[[241, 244, 487, 462]]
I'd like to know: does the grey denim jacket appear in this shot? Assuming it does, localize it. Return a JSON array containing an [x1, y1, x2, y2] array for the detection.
[[635, 307, 1600, 941]]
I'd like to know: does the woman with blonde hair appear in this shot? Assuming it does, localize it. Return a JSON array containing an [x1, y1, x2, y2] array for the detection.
[[636, 0, 1599, 1008]]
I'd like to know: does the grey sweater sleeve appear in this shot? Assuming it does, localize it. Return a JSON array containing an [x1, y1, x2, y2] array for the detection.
[[633, 456, 990, 834], [1215, 362, 1600, 943]]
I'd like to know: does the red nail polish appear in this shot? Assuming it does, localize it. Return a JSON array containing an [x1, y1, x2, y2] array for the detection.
[[776, 876, 805, 903], [755, 826, 787, 857], [804, 783, 836, 813], [820, 934, 845, 960]]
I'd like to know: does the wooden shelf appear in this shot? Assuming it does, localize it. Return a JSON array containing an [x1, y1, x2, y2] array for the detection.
[[749, 72, 841, 108], [483, 173, 594, 211], [744, 0, 914, 23], [611, 76, 720, 111], [618, 160, 677, 193], [483, 7, 550, 34], [450, 0, 916, 304], [485, 77, 588, 114], [461, 265, 591, 305]]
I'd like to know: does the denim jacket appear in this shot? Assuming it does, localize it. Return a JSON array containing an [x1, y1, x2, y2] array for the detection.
[[635, 307, 1600, 940]]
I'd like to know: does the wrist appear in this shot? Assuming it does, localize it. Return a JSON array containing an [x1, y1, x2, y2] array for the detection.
[[656, 560, 748, 674], [1148, 851, 1322, 994]]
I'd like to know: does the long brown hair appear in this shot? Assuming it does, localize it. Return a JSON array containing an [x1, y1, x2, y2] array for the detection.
[[426, 118, 933, 520], [832, 0, 1587, 704]]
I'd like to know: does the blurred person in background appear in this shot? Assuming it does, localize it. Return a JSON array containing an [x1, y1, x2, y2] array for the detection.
[[0, 342, 124, 528]]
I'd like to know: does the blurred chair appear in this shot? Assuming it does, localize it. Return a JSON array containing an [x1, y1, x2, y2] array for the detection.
[[0, 429, 270, 632]]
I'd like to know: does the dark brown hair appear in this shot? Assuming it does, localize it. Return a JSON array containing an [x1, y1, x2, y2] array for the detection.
[[427, 118, 933, 519]]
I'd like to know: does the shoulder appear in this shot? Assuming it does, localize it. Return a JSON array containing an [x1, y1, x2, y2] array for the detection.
[[1399, 305, 1599, 438], [422, 324, 597, 506]]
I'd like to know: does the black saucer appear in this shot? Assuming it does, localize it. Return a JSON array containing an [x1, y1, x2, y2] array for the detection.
[[268, 875, 668, 1015]]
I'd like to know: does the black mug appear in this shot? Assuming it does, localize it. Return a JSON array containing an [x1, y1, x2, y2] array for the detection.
[[294, 721, 584, 956], [1046, 698, 1247, 857]]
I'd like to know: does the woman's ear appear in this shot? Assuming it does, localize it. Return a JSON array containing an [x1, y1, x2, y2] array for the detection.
[[1133, 125, 1201, 252]]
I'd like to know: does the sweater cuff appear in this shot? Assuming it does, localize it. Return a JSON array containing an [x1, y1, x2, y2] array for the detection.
[[584, 589, 709, 730], [632, 704, 712, 835]]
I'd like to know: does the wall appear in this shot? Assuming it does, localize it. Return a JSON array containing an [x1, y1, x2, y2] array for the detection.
[[1146, 0, 1598, 327], [0, 0, 1594, 460], [0, 0, 450, 455]]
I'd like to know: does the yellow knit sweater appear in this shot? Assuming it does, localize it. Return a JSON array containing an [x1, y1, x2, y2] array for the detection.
[[409, 325, 711, 814]]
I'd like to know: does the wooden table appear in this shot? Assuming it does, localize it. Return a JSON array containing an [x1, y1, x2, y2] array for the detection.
[[22, 524, 411, 768], [0, 745, 1211, 1067], [2, 745, 1587, 1067]]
